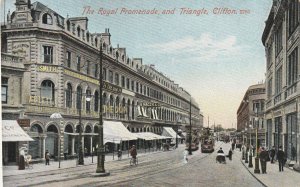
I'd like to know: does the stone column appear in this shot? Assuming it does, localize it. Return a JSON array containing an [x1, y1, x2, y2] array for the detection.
[[42, 136, 46, 159], [90, 136, 93, 154]]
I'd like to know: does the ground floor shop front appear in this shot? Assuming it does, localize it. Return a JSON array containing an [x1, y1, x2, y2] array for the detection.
[[3, 115, 182, 165], [265, 98, 300, 164]]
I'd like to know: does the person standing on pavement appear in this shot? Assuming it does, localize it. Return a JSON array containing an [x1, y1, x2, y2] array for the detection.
[[45, 150, 50, 165], [269, 146, 276, 163], [228, 148, 233, 161], [277, 146, 285, 172], [259, 147, 268, 174]]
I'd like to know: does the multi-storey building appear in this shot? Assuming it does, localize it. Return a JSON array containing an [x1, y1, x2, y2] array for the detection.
[[262, 0, 299, 163], [237, 84, 266, 146], [1, 0, 202, 164]]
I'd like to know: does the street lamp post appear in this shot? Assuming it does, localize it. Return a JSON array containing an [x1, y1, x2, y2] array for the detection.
[[248, 125, 253, 168], [242, 130, 245, 160], [254, 110, 260, 174], [95, 41, 109, 176], [245, 127, 248, 163], [77, 89, 89, 165], [188, 98, 192, 155]]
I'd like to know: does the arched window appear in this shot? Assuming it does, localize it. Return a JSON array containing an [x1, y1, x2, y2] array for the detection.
[[131, 100, 135, 120], [67, 20, 70, 31], [86, 88, 91, 113], [42, 13, 52, 24], [103, 43, 106, 50], [94, 91, 99, 112], [66, 83, 72, 108], [77, 26, 81, 37], [115, 96, 120, 118], [116, 51, 119, 60], [127, 58, 130, 64], [41, 80, 55, 103], [110, 95, 114, 118], [110, 47, 112, 54], [76, 86, 82, 109], [103, 93, 107, 118]]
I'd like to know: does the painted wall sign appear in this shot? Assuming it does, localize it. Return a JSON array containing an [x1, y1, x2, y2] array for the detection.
[[37, 65, 58, 73]]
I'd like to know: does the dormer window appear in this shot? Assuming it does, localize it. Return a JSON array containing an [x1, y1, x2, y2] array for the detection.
[[77, 26, 81, 37], [136, 64, 139, 69], [127, 58, 129, 64], [67, 20, 70, 31], [122, 55, 125, 62], [110, 47, 112, 54], [116, 51, 119, 60], [86, 33, 90, 42], [95, 38, 98, 47], [42, 13, 52, 25]]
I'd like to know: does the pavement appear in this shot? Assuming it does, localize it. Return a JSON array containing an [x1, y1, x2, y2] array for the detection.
[[2, 147, 165, 177], [237, 148, 300, 187]]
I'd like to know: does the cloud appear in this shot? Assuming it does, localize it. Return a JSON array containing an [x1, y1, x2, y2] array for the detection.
[[147, 33, 243, 62]]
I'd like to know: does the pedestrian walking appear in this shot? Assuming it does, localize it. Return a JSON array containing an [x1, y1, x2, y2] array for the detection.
[[231, 142, 235, 151], [259, 147, 268, 174], [117, 149, 122, 160], [45, 150, 50, 165], [183, 149, 188, 164], [277, 146, 286, 172], [269, 146, 276, 163], [228, 148, 233, 161]]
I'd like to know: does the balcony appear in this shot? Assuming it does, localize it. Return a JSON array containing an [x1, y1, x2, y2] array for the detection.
[[274, 93, 282, 105], [1, 53, 25, 69], [286, 84, 297, 99], [266, 99, 272, 109]]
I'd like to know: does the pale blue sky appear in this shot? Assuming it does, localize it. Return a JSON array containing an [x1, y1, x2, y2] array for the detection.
[[3, 0, 273, 128]]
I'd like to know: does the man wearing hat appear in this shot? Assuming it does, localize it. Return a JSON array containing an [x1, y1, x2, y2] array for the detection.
[[259, 147, 269, 174]]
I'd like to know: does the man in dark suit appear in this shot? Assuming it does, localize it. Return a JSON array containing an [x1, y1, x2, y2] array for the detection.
[[277, 146, 285, 172], [259, 147, 269, 174]]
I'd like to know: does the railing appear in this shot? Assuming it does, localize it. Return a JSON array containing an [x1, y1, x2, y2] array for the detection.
[[274, 93, 282, 105], [286, 84, 297, 98], [1, 53, 25, 68]]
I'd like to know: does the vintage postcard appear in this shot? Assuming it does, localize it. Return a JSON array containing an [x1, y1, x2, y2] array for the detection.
[[1, 0, 300, 186]]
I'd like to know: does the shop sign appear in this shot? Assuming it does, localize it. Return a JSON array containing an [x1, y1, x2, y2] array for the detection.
[[28, 95, 55, 106], [103, 82, 122, 94], [17, 119, 30, 127], [64, 69, 99, 85], [141, 102, 160, 107], [37, 65, 58, 73], [10, 23, 34, 29], [103, 106, 126, 114]]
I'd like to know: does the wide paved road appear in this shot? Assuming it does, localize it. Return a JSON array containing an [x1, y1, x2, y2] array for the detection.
[[4, 142, 263, 187]]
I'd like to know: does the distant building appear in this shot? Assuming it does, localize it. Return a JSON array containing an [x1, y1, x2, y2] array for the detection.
[[237, 83, 266, 146], [262, 0, 299, 163]]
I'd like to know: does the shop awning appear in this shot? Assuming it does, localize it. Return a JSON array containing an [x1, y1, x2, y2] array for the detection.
[[2, 120, 34, 142], [103, 121, 137, 143], [162, 127, 180, 139], [134, 132, 170, 140]]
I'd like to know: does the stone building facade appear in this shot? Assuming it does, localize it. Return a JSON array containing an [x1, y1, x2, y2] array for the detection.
[[262, 0, 299, 163], [1, 0, 202, 163], [237, 84, 266, 147]]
